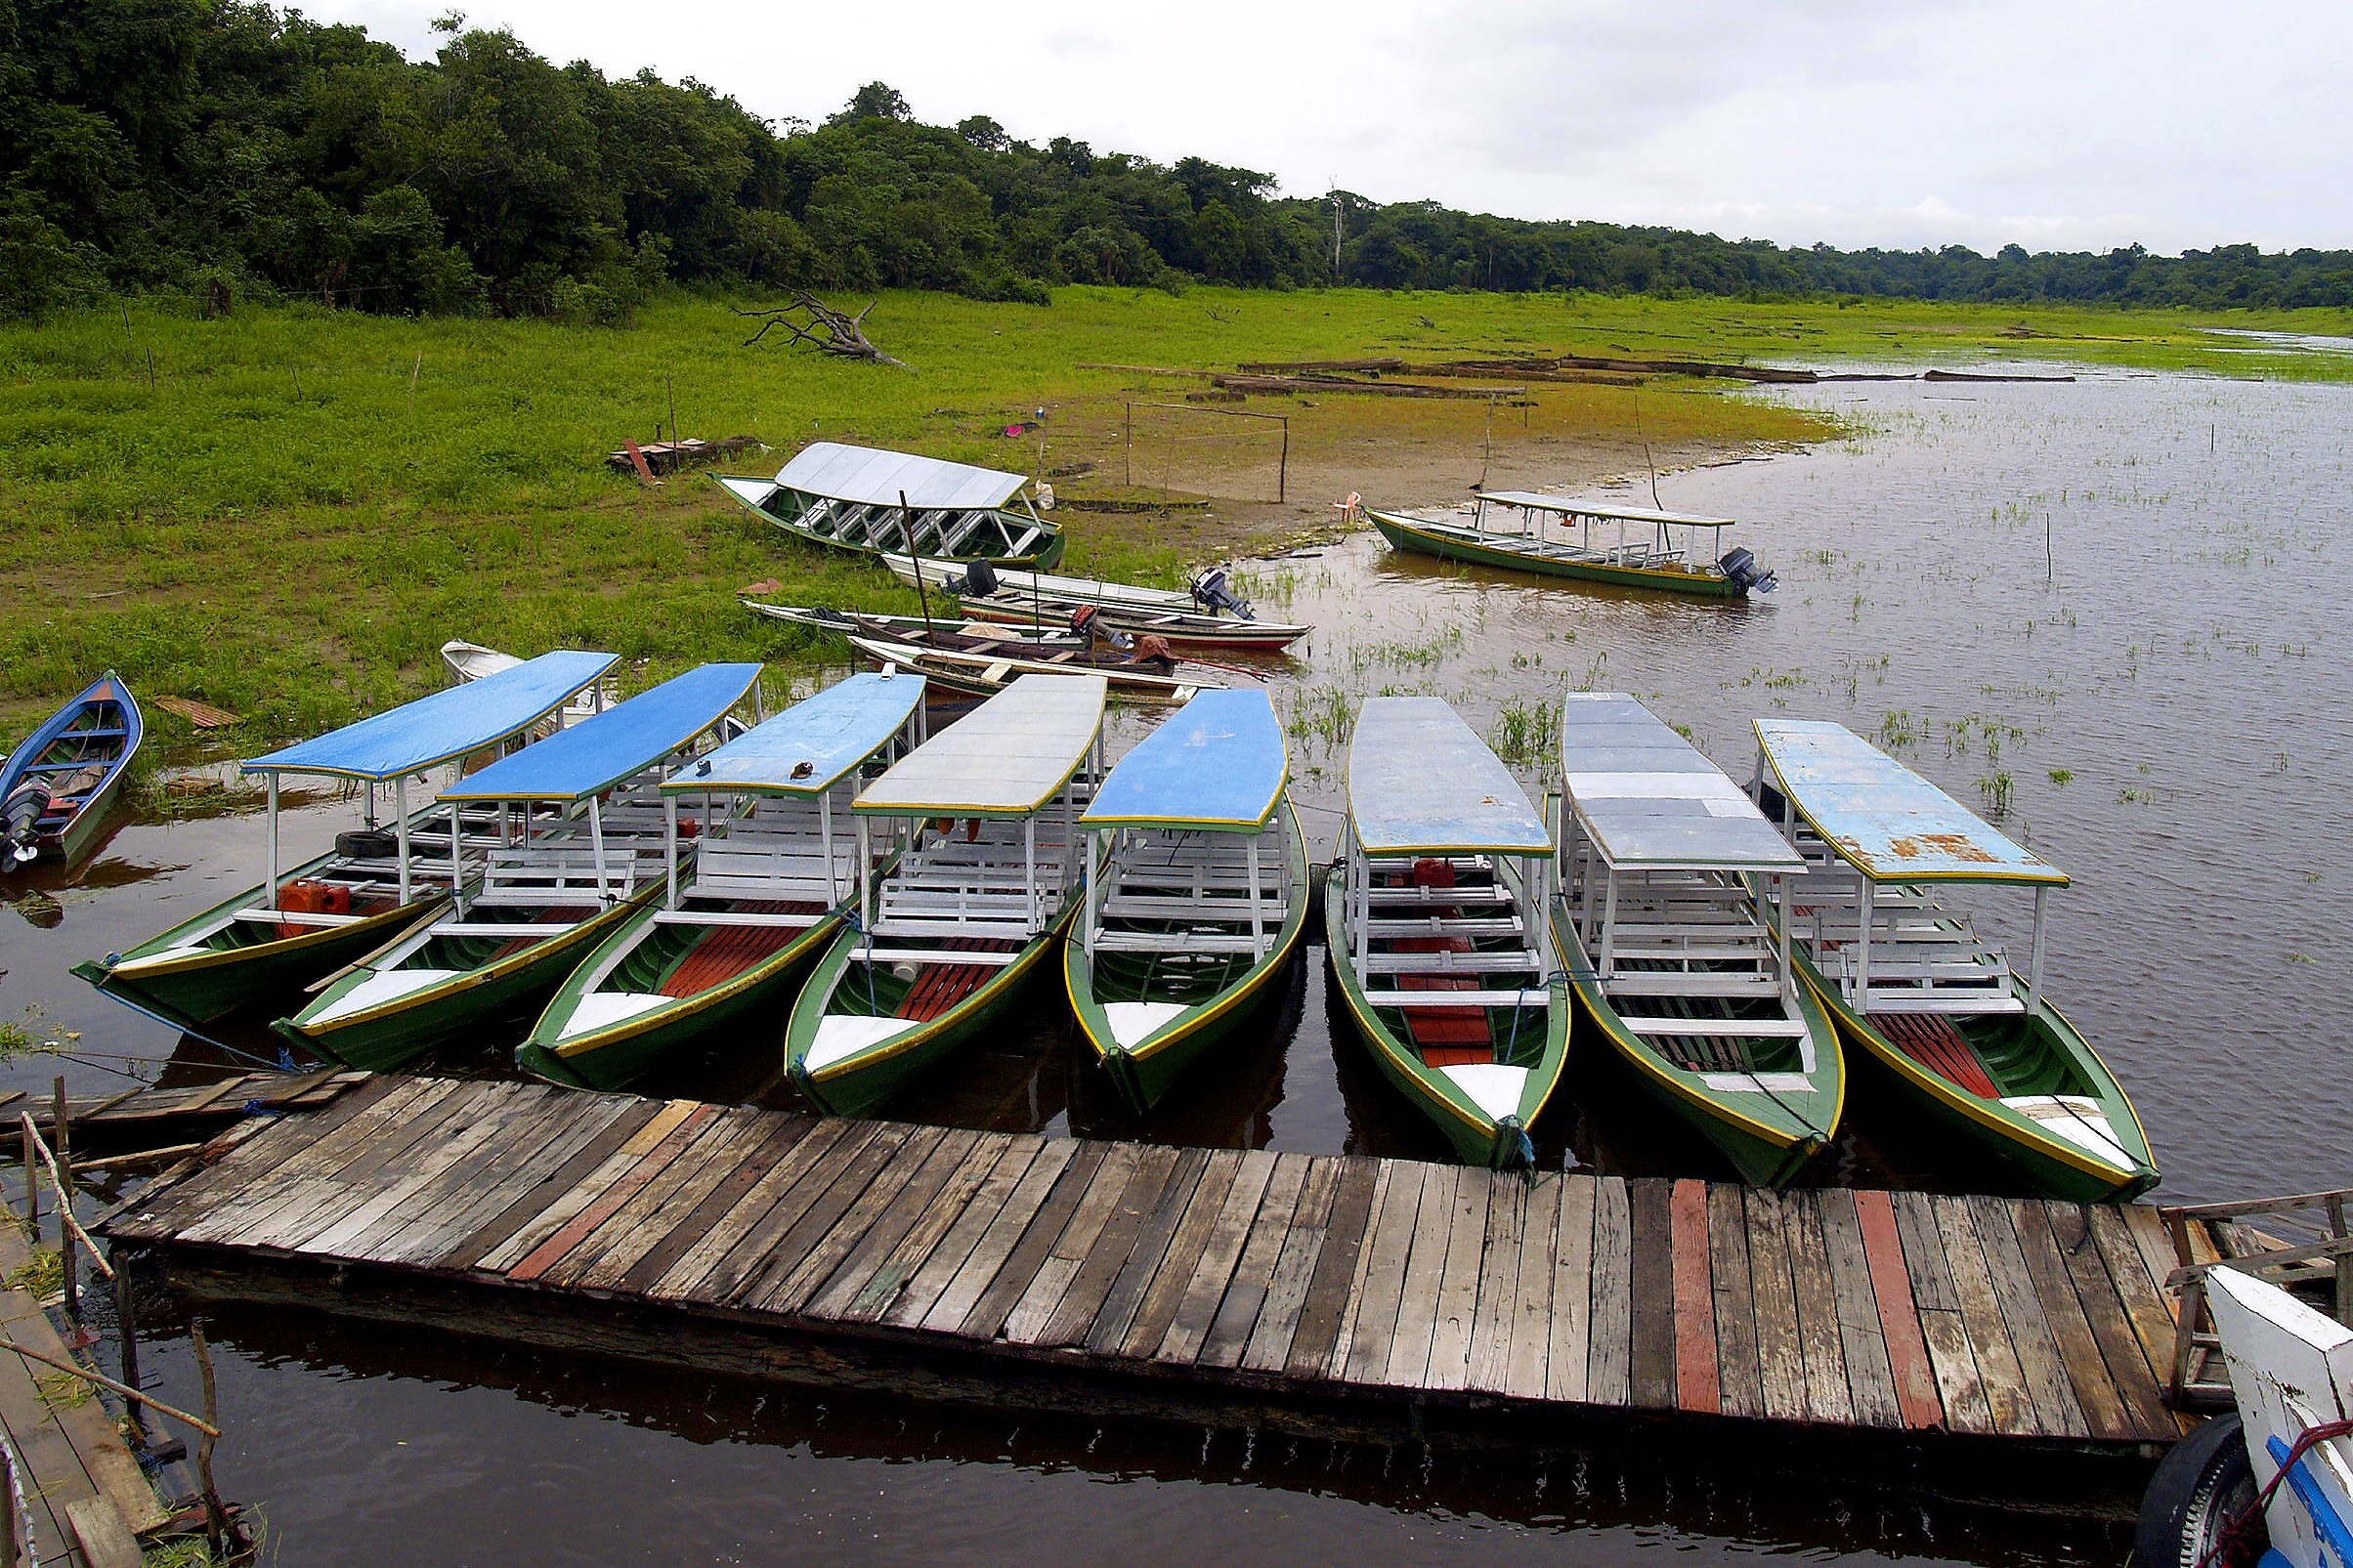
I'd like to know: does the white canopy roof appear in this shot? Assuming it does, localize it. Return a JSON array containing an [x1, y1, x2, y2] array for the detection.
[[855, 674, 1105, 817], [776, 442, 1026, 511], [1477, 491, 1736, 529], [1561, 694, 1802, 871]]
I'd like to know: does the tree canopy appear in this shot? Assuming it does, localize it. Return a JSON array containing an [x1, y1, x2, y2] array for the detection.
[[7, 2, 2350, 320]]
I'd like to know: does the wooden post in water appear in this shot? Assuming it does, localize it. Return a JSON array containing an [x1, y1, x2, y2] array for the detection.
[[17, 1119, 34, 1244], [189, 1319, 235, 1554], [49, 1080, 73, 1324]]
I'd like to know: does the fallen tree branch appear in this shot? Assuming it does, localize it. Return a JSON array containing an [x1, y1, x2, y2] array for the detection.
[[738, 293, 907, 366]]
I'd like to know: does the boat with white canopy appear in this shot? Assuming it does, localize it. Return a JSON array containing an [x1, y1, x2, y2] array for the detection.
[[882, 555, 1311, 653], [276, 662, 761, 1072], [714, 441, 1064, 569], [1750, 719, 2157, 1200], [787, 673, 1106, 1117], [1066, 689, 1307, 1113], [1550, 694, 1840, 1186], [73, 650, 617, 1030], [1327, 697, 1567, 1167], [442, 639, 617, 738], [1365, 493, 1775, 598], [520, 670, 926, 1090]]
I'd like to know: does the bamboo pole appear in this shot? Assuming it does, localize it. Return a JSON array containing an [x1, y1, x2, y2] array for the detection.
[[46, 1082, 71, 1322], [0, 1338, 217, 1437], [189, 1320, 235, 1551]]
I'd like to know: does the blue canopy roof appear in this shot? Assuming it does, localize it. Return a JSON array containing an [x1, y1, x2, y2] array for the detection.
[[1562, 694, 1801, 871], [242, 651, 618, 784], [661, 671, 923, 798], [1348, 697, 1550, 857], [1755, 718, 2068, 885], [1084, 689, 1286, 832], [440, 663, 761, 804]]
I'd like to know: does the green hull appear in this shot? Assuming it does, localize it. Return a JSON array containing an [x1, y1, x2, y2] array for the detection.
[[519, 903, 841, 1091], [1067, 805, 1310, 1114], [786, 908, 1072, 1119], [1369, 510, 1743, 597], [1550, 900, 1840, 1188], [1793, 945, 2157, 1203], [1323, 864, 1570, 1167], [281, 891, 654, 1072]]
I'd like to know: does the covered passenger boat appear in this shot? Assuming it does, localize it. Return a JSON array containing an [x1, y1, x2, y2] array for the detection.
[[1366, 493, 1775, 598], [884, 556, 1310, 653], [787, 673, 1106, 1117], [842, 632, 1216, 704], [714, 442, 1064, 570], [1327, 697, 1567, 1166], [1550, 694, 1840, 1186], [521, 671, 926, 1090], [2, 671, 142, 870], [1751, 719, 2157, 1200], [74, 651, 617, 1029], [1066, 689, 1307, 1113], [276, 663, 761, 1071]]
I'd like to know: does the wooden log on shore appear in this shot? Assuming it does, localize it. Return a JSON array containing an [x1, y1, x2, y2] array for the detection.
[[1234, 359, 1407, 374], [1408, 362, 1649, 386], [1212, 373, 1523, 400]]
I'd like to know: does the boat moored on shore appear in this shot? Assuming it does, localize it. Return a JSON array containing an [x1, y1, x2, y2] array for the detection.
[[2, 670, 143, 870], [715, 442, 1065, 570], [1366, 493, 1775, 598]]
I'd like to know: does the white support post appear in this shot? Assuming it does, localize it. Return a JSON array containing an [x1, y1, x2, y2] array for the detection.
[[819, 790, 836, 905], [1776, 873, 1792, 985], [2029, 884, 2048, 995], [588, 796, 610, 903], [1024, 816, 1039, 930], [1085, 829, 1100, 956], [264, 774, 280, 911], [859, 816, 874, 945], [664, 795, 680, 910], [1854, 876, 1874, 1010], [449, 803, 463, 915], [395, 776, 410, 906], [1351, 830, 1370, 973], [1601, 867, 1618, 979], [1246, 834, 1264, 960]]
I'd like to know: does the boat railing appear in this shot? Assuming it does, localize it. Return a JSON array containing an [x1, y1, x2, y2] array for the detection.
[[2158, 1186, 2353, 1408], [473, 841, 659, 908]]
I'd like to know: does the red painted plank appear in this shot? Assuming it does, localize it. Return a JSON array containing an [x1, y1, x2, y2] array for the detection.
[[1669, 1178, 1720, 1416], [1854, 1188, 1945, 1429], [506, 1104, 719, 1282]]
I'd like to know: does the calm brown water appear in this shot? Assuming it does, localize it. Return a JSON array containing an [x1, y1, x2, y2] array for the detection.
[[5, 361, 2349, 1564]]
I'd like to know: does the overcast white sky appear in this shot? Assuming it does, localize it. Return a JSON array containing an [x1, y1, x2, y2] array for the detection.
[[316, 0, 2348, 255]]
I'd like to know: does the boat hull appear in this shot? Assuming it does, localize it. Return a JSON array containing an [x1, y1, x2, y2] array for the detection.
[[1791, 946, 2157, 1202], [1067, 806, 1310, 1114], [1323, 864, 1568, 1167], [1369, 510, 1744, 598], [951, 598, 1307, 654], [3, 672, 143, 869]]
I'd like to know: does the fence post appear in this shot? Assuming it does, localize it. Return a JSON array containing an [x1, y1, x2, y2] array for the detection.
[[48, 1082, 73, 1325]]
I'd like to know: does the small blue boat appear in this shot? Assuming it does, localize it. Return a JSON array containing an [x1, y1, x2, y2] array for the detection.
[[2, 672, 143, 870]]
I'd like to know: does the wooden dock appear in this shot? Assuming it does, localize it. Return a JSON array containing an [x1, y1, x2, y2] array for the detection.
[[104, 1074, 2199, 1462]]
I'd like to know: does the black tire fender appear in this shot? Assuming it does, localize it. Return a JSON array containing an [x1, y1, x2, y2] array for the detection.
[[2130, 1413, 2266, 1568]]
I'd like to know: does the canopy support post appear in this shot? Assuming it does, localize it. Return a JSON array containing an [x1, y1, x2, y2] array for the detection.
[[264, 775, 280, 911], [449, 803, 463, 916], [1600, 867, 1617, 980], [859, 816, 874, 948], [1084, 830, 1100, 957], [396, 776, 410, 906], [1246, 834, 1264, 961], [1024, 816, 1039, 931], [2029, 884, 2048, 995], [819, 790, 836, 906], [1855, 877, 1874, 1010], [1351, 827, 1369, 974], [1776, 873, 1792, 986], [588, 797, 609, 904], [664, 795, 680, 910]]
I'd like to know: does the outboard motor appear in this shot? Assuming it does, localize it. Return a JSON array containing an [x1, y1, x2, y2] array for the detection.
[[3, 776, 54, 868], [946, 558, 1000, 599], [1189, 567, 1255, 620], [1718, 547, 1777, 595]]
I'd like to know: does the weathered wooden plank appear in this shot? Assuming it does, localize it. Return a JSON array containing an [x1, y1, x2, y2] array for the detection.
[[1587, 1175, 1633, 1406], [0, 1243, 162, 1539], [921, 1138, 1081, 1335], [1818, 1188, 1902, 1427], [1891, 1191, 1989, 1435], [290, 1079, 516, 1208], [1742, 1188, 1808, 1423], [1500, 1172, 1559, 1402], [168, 1077, 455, 1246], [700, 1122, 914, 1305], [844, 1131, 1024, 1323], [1382, 1164, 1463, 1388], [442, 1098, 667, 1273], [0, 1293, 96, 1561], [2088, 1204, 2188, 1394], [1424, 1166, 1497, 1393], [1340, 1161, 1424, 1385], [1156, 1149, 1282, 1365], [1000, 1141, 1147, 1344], [933, 1135, 1106, 1338], [1852, 1188, 1943, 1429], [106, 1072, 406, 1240], [381, 1093, 642, 1268], [2122, 1202, 2186, 1298], [1627, 1178, 1677, 1410], [1040, 1145, 1191, 1349], [1082, 1147, 1215, 1354], [615, 1115, 821, 1296], [1546, 1174, 1596, 1404], [297, 1082, 574, 1259], [2007, 1199, 2134, 1439], [1932, 1194, 2040, 1437], [1113, 1147, 1247, 1359], [1465, 1174, 1525, 1395], [883, 1135, 1050, 1328], [252, 1081, 510, 1254], [2041, 1201, 2177, 1439], [1889, 1189, 1959, 1311], [1782, 1191, 1856, 1424], [535, 1109, 770, 1291], [335, 1084, 579, 1261], [1241, 1157, 1345, 1375], [1199, 1153, 1314, 1370], [1669, 1179, 1719, 1416], [806, 1127, 989, 1320], [507, 1102, 721, 1283], [648, 1118, 866, 1300], [65, 1495, 145, 1568], [1964, 1193, 2091, 1438], [475, 1097, 705, 1274], [1283, 1157, 1381, 1379], [1706, 1183, 1762, 1420], [752, 1123, 958, 1315]]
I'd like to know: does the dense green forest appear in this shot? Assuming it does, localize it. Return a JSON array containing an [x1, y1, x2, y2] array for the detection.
[[8, 1, 2352, 320]]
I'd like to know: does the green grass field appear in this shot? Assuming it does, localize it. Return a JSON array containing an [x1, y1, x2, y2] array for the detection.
[[4, 285, 2342, 745]]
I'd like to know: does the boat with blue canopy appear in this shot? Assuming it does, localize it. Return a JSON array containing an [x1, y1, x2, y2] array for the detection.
[[1327, 696, 1567, 1167], [1750, 718, 2157, 1200], [1548, 694, 1839, 1187], [73, 650, 617, 1029], [277, 662, 761, 1071], [787, 673, 1106, 1117], [1066, 689, 1307, 1113], [715, 441, 1065, 570], [521, 670, 927, 1090], [2, 670, 142, 871], [1364, 493, 1775, 598]]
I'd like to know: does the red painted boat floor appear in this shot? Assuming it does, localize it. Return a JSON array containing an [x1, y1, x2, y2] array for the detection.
[[492, 908, 599, 961], [659, 902, 822, 997], [897, 936, 1021, 1023], [1871, 1011, 2002, 1100]]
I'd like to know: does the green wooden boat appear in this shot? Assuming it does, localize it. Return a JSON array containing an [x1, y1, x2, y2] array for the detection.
[[1753, 719, 2158, 1202], [715, 440, 1064, 570], [1548, 693, 1842, 1188], [2, 671, 143, 871], [1365, 493, 1775, 598], [73, 651, 618, 1030], [277, 663, 761, 1071], [1326, 697, 1569, 1167], [787, 673, 1106, 1118], [519, 670, 926, 1090], [1065, 691, 1307, 1114]]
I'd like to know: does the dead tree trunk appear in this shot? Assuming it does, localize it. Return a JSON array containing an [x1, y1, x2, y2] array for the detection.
[[738, 293, 907, 366]]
